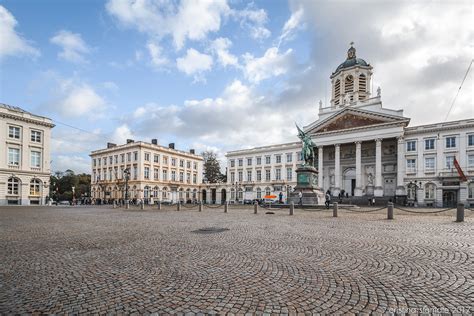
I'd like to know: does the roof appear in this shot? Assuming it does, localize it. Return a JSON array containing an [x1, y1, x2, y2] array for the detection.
[[0, 103, 31, 114], [332, 45, 370, 76]]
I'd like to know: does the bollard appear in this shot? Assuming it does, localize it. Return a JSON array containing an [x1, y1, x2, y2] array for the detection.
[[140, 201, 144, 210], [290, 201, 294, 216], [387, 202, 394, 220], [224, 201, 228, 213], [254, 201, 258, 214], [157, 201, 161, 210], [177, 202, 181, 212], [125, 200, 129, 210], [456, 203, 464, 222], [333, 202, 338, 217], [113, 201, 116, 209], [199, 202, 202, 212]]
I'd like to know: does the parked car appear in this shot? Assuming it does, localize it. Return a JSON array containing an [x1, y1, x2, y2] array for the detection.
[[243, 199, 253, 205], [58, 200, 71, 206]]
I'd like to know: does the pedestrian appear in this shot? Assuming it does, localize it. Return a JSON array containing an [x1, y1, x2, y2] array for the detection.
[[325, 191, 331, 209], [372, 197, 375, 206], [298, 191, 303, 206], [279, 191, 283, 204]]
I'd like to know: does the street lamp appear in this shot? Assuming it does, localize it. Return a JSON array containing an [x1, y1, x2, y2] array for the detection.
[[408, 181, 422, 207], [124, 168, 130, 207]]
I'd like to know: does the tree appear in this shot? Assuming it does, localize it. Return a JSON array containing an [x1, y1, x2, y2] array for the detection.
[[202, 151, 225, 183], [49, 170, 91, 201]]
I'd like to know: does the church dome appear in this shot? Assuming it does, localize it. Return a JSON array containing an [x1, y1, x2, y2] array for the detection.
[[332, 44, 370, 75]]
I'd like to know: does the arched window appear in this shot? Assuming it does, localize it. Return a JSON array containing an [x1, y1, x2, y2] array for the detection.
[[265, 187, 271, 196], [425, 183, 436, 199], [7, 177, 20, 195], [162, 187, 168, 200], [179, 188, 184, 200], [407, 185, 415, 200], [334, 79, 341, 105], [30, 178, 41, 196], [237, 188, 243, 200], [192, 189, 197, 199], [186, 189, 190, 199], [344, 75, 354, 93], [256, 187, 262, 199], [144, 186, 150, 198], [230, 188, 235, 200], [469, 183, 474, 199], [153, 186, 159, 199], [359, 74, 367, 99]]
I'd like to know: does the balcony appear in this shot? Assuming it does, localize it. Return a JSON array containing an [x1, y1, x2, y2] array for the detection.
[[8, 165, 20, 169]]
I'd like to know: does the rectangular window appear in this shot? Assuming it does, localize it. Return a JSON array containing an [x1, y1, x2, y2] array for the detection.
[[8, 126, 20, 139], [109, 168, 113, 181], [144, 167, 150, 179], [187, 161, 191, 169], [256, 170, 262, 181], [276, 155, 281, 164], [114, 155, 118, 163], [109, 156, 113, 164], [467, 155, 474, 168], [154, 154, 160, 163], [256, 157, 262, 165], [468, 134, 474, 147], [31, 151, 41, 168], [286, 167, 292, 181], [171, 158, 176, 166], [275, 168, 281, 180], [286, 153, 292, 163], [127, 153, 131, 162], [238, 171, 243, 182], [133, 151, 138, 161], [145, 152, 150, 161], [31, 130, 41, 142], [406, 140, 416, 152], [133, 166, 138, 179], [230, 172, 235, 183], [247, 158, 252, 166], [163, 156, 168, 164], [103, 157, 107, 165], [230, 159, 235, 167], [186, 173, 191, 183], [424, 157, 435, 171], [446, 137, 456, 148], [193, 174, 197, 184], [121, 154, 125, 163], [238, 159, 243, 167], [179, 172, 184, 182], [406, 159, 416, 172], [193, 162, 197, 169], [93, 159, 96, 167], [162, 169, 168, 181], [265, 169, 271, 181], [446, 156, 455, 169], [247, 170, 252, 182], [8, 148, 20, 165], [154, 168, 159, 180], [265, 156, 271, 164], [171, 170, 176, 181], [425, 139, 435, 150], [180, 159, 184, 167], [297, 152, 303, 161]]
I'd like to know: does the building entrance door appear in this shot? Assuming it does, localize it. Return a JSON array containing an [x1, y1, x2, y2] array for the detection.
[[211, 189, 217, 204], [343, 168, 356, 196], [442, 190, 457, 207]]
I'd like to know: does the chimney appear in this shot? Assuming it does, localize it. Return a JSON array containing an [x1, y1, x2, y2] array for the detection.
[[151, 139, 158, 145], [107, 142, 117, 148], [190, 149, 195, 154], [126, 139, 134, 144], [168, 143, 175, 149]]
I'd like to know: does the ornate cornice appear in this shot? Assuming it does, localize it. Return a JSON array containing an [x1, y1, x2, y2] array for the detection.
[[0, 112, 55, 128]]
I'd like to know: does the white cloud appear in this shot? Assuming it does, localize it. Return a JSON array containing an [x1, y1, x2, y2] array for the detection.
[[232, 5, 271, 40], [0, 5, 39, 60], [53, 155, 91, 174], [50, 30, 90, 63], [112, 124, 134, 144], [209, 37, 239, 68], [106, 0, 230, 50], [146, 41, 168, 68], [243, 47, 295, 83], [176, 48, 213, 81], [278, 7, 305, 47]]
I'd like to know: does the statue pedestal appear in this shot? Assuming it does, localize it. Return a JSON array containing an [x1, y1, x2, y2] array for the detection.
[[366, 185, 374, 196], [289, 166, 324, 205]]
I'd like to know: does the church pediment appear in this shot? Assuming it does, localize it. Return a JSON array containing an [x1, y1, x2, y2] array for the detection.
[[307, 108, 409, 135]]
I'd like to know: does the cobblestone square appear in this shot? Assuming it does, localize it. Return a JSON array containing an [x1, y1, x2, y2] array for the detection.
[[1, 206, 472, 315]]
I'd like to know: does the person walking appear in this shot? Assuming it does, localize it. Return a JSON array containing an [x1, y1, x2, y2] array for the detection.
[[325, 191, 331, 209], [279, 191, 283, 204], [298, 191, 303, 206]]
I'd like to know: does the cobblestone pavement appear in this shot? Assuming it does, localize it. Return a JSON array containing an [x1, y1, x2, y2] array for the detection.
[[1, 205, 472, 315]]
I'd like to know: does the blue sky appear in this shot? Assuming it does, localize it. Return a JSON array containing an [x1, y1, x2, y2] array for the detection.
[[1, 0, 472, 173]]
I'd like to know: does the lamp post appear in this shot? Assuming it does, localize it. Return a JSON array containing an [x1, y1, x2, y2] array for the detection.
[[124, 168, 130, 207], [408, 180, 422, 207]]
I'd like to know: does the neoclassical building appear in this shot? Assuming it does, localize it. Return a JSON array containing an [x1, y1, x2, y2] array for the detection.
[[0, 104, 54, 205], [90, 140, 203, 204]]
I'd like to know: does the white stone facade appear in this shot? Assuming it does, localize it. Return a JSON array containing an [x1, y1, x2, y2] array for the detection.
[[90, 141, 203, 204], [0, 104, 54, 205]]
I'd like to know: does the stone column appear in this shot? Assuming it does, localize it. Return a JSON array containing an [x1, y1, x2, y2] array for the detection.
[[396, 137, 406, 195], [318, 146, 323, 189], [354, 141, 363, 196], [334, 144, 341, 195], [374, 139, 384, 197]]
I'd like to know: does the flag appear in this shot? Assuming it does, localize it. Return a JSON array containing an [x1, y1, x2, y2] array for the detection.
[[453, 157, 467, 182]]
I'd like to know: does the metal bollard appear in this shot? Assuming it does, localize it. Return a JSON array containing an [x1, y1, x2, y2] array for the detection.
[[113, 201, 116, 209], [333, 202, 338, 217], [456, 203, 464, 222], [157, 201, 161, 210], [290, 201, 294, 216], [199, 202, 202, 212], [224, 201, 228, 213], [140, 201, 144, 210], [177, 202, 181, 212], [254, 201, 258, 214], [125, 201, 129, 209], [387, 202, 394, 220]]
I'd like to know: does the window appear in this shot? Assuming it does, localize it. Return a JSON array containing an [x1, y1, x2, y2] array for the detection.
[[238, 159, 243, 167], [171, 158, 176, 166], [265, 156, 271, 164], [230, 159, 235, 167], [425, 139, 435, 150], [406, 159, 416, 172], [446, 156, 455, 169], [407, 185, 415, 200], [468, 154, 474, 168], [468, 134, 474, 147], [186, 173, 191, 183], [193, 162, 197, 169], [7, 177, 20, 195], [256, 188, 262, 199], [256, 170, 262, 181], [247, 170, 252, 182], [238, 171, 243, 182], [230, 172, 235, 183], [275, 168, 281, 180], [9, 126, 20, 139], [180, 160, 184, 168], [127, 153, 131, 162], [286, 153, 292, 163], [31, 130, 41, 142], [103, 157, 107, 165], [121, 154, 125, 163], [446, 137, 456, 148], [144, 167, 150, 179], [276, 155, 282, 164], [469, 183, 474, 199], [297, 152, 303, 161], [265, 169, 271, 181], [31, 151, 41, 168], [406, 140, 416, 152], [30, 179, 41, 196], [133, 151, 138, 161], [334, 79, 341, 105], [93, 159, 96, 167], [163, 156, 168, 164], [179, 172, 184, 182], [193, 174, 197, 184], [425, 183, 435, 199], [187, 161, 191, 169], [162, 169, 168, 181], [8, 148, 20, 165], [154, 155, 160, 163], [108, 156, 112, 164], [256, 157, 262, 165], [133, 166, 138, 179], [171, 170, 176, 181], [265, 187, 271, 196], [238, 188, 243, 200], [286, 167, 292, 181], [114, 155, 118, 163], [345, 75, 354, 93], [144, 152, 150, 161], [358, 74, 367, 98], [154, 168, 159, 180], [424, 157, 435, 171], [247, 158, 252, 166]]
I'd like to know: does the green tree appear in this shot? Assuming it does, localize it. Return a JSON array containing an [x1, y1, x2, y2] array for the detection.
[[49, 170, 91, 201], [202, 151, 225, 183]]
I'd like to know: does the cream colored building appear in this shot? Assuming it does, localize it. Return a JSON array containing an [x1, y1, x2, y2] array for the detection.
[[90, 140, 203, 204], [0, 104, 54, 205]]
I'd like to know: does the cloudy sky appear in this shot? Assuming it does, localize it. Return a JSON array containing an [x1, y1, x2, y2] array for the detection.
[[1, 0, 472, 174]]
